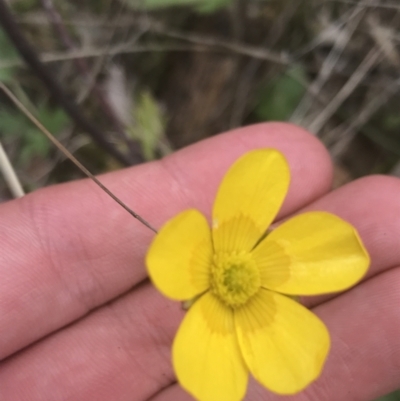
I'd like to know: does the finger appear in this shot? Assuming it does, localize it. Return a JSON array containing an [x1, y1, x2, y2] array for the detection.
[[0, 122, 332, 358], [247, 266, 400, 401], [0, 284, 182, 401], [1, 266, 400, 401], [294, 175, 400, 308], [150, 174, 400, 399], [148, 384, 189, 401], [150, 267, 400, 401], [4, 170, 400, 401]]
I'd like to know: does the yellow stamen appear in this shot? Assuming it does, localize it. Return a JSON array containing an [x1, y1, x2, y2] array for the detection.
[[210, 251, 261, 308]]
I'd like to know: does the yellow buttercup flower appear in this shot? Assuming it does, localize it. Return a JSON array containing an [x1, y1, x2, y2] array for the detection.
[[146, 149, 369, 401]]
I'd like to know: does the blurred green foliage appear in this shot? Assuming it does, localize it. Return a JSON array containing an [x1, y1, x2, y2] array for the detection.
[[125, 0, 233, 12], [0, 104, 68, 165], [0, 29, 19, 83], [128, 90, 167, 160], [254, 65, 307, 122]]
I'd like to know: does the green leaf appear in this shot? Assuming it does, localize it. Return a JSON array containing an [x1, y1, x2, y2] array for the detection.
[[128, 90, 166, 160], [254, 64, 307, 122]]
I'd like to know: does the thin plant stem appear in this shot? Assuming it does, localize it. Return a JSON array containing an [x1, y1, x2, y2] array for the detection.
[[0, 82, 157, 233], [0, 140, 25, 198]]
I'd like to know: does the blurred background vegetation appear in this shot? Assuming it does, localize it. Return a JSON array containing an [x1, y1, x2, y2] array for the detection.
[[0, 0, 399, 398]]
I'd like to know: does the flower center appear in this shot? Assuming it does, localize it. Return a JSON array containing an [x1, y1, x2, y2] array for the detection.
[[210, 251, 261, 308]]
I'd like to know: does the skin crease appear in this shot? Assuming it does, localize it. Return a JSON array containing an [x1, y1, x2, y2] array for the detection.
[[0, 123, 399, 401]]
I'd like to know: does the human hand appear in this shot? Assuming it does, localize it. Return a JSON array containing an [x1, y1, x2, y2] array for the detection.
[[1, 123, 399, 401]]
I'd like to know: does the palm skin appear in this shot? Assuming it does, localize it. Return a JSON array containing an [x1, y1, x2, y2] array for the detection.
[[0, 123, 399, 401]]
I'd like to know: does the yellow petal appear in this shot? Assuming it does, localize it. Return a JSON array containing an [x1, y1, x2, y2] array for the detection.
[[253, 211, 370, 295], [212, 149, 290, 253], [146, 209, 212, 300], [235, 289, 330, 394], [173, 292, 248, 401]]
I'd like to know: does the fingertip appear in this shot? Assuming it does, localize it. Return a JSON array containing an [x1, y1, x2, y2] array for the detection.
[[355, 174, 400, 192], [165, 122, 334, 217]]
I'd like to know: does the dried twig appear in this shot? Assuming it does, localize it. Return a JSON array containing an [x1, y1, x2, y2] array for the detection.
[[39, 0, 144, 160], [331, 0, 400, 10], [40, 0, 76, 50], [290, 3, 368, 125], [148, 22, 290, 64], [368, 15, 400, 66], [327, 78, 400, 157], [15, 13, 289, 64], [309, 48, 382, 134], [0, 44, 205, 69], [229, 2, 301, 128], [0, 0, 134, 166]]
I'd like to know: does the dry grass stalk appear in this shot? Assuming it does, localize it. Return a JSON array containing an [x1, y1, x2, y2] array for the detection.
[[0, 140, 25, 198], [309, 47, 382, 135]]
